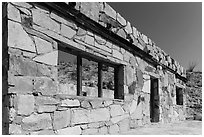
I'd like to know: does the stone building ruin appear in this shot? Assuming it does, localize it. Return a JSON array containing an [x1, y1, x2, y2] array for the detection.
[[2, 2, 187, 135]]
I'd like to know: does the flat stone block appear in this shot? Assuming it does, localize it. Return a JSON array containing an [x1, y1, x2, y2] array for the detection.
[[88, 108, 110, 123], [8, 3, 21, 22], [17, 95, 34, 116], [61, 24, 76, 39], [37, 105, 56, 113], [22, 113, 52, 131], [112, 49, 123, 60], [109, 124, 119, 134], [33, 50, 58, 66], [71, 109, 89, 125], [53, 110, 71, 130], [57, 126, 82, 135], [8, 20, 36, 52], [61, 99, 80, 107], [110, 105, 125, 117], [34, 36, 53, 54]]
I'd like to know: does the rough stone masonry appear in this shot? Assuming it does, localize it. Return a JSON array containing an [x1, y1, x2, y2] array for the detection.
[[2, 2, 187, 135]]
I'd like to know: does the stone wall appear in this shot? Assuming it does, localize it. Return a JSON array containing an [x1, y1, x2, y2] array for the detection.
[[3, 2, 186, 135]]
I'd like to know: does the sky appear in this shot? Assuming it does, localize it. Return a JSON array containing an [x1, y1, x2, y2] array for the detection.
[[108, 2, 202, 71]]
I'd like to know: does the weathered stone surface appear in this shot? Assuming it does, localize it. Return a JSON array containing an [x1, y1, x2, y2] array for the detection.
[[136, 68, 144, 90], [9, 124, 23, 135], [104, 3, 116, 19], [118, 118, 130, 133], [17, 95, 34, 115], [89, 100, 104, 108], [33, 77, 58, 95], [34, 36, 53, 54], [57, 126, 82, 135], [9, 76, 33, 94], [98, 126, 108, 134], [22, 113, 52, 131], [142, 34, 148, 44], [164, 72, 169, 87], [80, 2, 102, 22], [95, 41, 112, 53], [61, 99, 80, 107], [81, 100, 91, 108], [110, 105, 125, 117], [53, 110, 71, 130], [8, 3, 21, 22], [110, 114, 129, 124], [50, 12, 77, 30], [131, 102, 143, 120], [82, 128, 98, 135], [109, 124, 119, 134], [32, 9, 60, 33], [104, 100, 113, 106], [116, 13, 126, 26], [8, 21, 36, 52], [85, 35, 95, 46], [124, 21, 132, 34], [117, 29, 126, 39], [35, 96, 60, 105], [95, 35, 106, 45], [112, 49, 123, 60], [33, 51, 58, 66], [12, 2, 33, 8], [61, 24, 76, 39], [9, 108, 16, 122], [126, 66, 134, 86], [71, 109, 89, 125], [88, 108, 110, 123], [59, 83, 77, 95], [37, 105, 56, 113], [142, 75, 150, 93], [31, 130, 55, 135], [129, 100, 137, 114]]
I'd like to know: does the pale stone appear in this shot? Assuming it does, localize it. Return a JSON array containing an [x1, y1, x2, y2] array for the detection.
[[131, 102, 143, 120], [112, 49, 123, 60], [81, 100, 91, 108], [57, 126, 82, 135], [126, 66, 134, 86], [109, 124, 119, 134], [118, 118, 130, 133], [33, 9, 60, 33], [85, 35, 95, 46], [88, 108, 110, 123], [89, 100, 104, 108], [8, 3, 21, 22], [104, 3, 116, 19], [129, 100, 137, 114], [132, 27, 138, 39], [95, 41, 112, 53], [12, 2, 33, 8], [110, 105, 125, 117], [142, 78, 150, 93], [33, 50, 58, 66], [124, 85, 129, 94], [110, 114, 129, 124], [35, 96, 60, 105], [71, 109, 89, 125], [117, 13, 126, 26], [61, 24, 76, 39], [53, 110, 71, 130], [124, 21, 132, 34], [61, 99, 80, 107], [37, 105, 56, 113], [142, 34, 148, 44], [34, 36, 53, 54], [104, 100, 113, 106], [8, 20, 36, 52], [31, 130, 55, 135], [17, 95, 34, 115], [9, 108, 16, 122], [82, 128, 98, 135], [50, 12, 77, 30], [22, 113, 52, 131], [98, 126, 108, 134], [164, 72, 169, 87], [9, 124, 22, 135]]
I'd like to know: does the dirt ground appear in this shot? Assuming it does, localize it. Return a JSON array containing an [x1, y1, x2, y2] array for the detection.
[[122, 120, 202, 135]]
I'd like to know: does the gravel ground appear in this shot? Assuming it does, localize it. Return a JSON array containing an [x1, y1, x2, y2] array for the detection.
[[122, 120, 202, 135]]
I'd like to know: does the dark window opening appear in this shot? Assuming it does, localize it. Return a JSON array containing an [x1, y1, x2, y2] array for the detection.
[[58, 49, 124, 100], [176, 87, 183, 105]]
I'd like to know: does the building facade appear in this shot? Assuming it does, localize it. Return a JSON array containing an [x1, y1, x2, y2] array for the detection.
[[2, 2, 187, 135]]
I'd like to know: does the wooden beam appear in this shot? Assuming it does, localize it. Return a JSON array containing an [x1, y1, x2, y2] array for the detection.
[[98, 63, 103, 97], [77, 56, 82, 96]]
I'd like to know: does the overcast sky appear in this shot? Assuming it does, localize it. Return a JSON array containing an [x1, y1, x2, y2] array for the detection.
[[109, 2, 202, 71]]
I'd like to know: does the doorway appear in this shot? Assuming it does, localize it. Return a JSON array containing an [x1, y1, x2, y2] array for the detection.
[[150, 77, 160, 122]]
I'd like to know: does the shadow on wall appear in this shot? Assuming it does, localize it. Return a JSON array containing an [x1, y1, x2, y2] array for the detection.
[[2, 2, 9, 135]]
